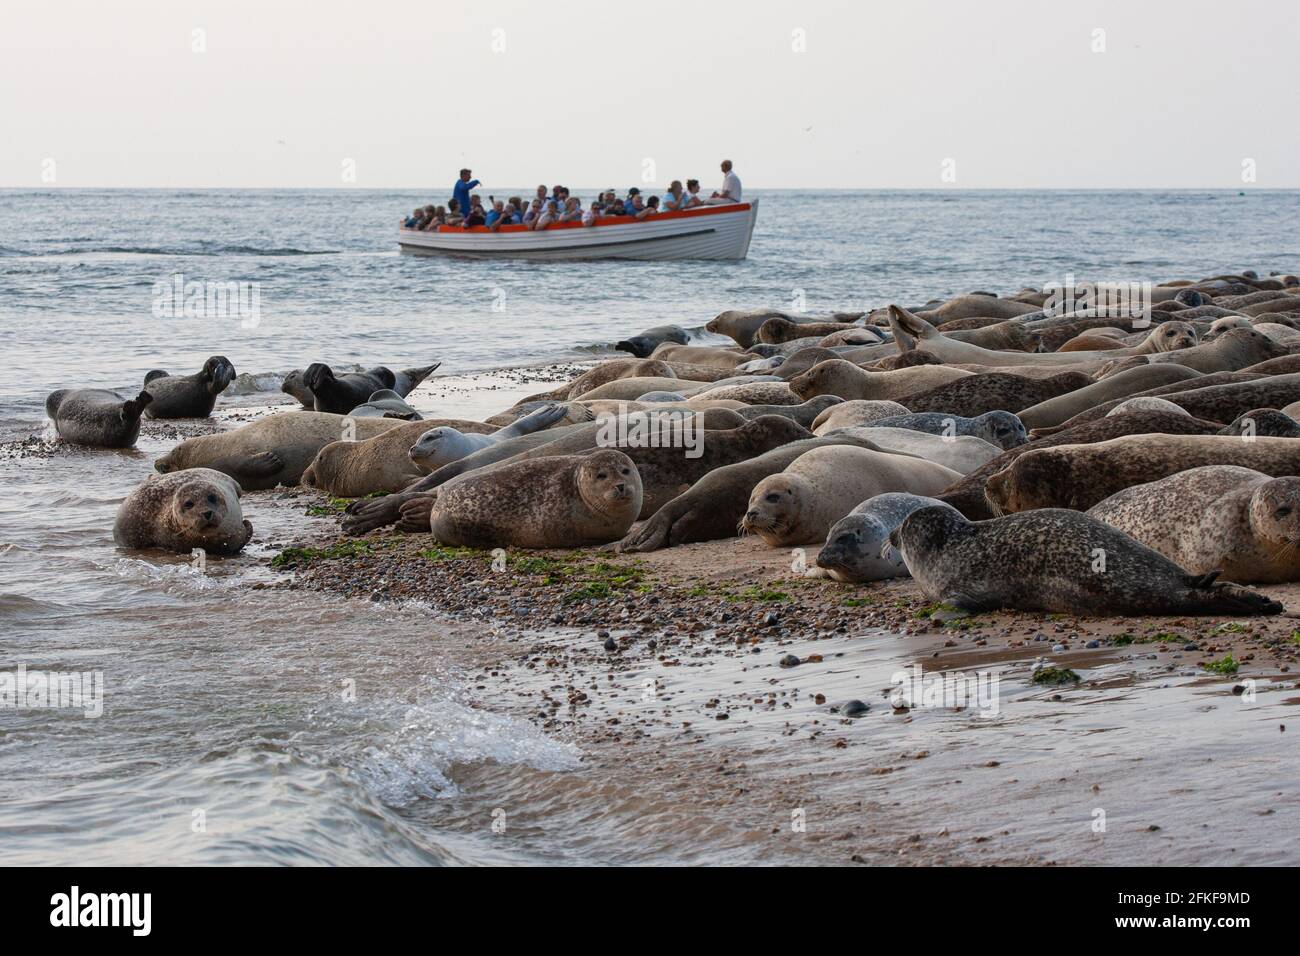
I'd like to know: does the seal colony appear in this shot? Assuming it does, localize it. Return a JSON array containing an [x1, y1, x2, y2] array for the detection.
[[47, 270, 1300, 619]]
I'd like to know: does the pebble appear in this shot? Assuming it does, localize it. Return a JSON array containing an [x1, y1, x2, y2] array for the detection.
[[842, 700, 870, 718], [779, 654, 801, 668]]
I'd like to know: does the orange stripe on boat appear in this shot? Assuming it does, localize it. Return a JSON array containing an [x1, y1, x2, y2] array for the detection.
[[425, 202, 753, 235]]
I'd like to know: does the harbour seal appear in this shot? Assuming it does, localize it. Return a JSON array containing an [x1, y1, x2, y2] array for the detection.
[[942, 320, 1042, 352], [348, 389, 422, 420], [576, 376, 697, 402], [46, 388, 153, 448], [1106, 396, 1190, 417], [1014, 364, 1203, 429], [899, 371, 1094, 417], [113, 467, 253, 556], [756, 317, 861, 345], [283, 362, 440, 409], [707, 309, 864, 349], [648, 345, 749, 368], [302, 364, 398, 414], [739, 446, 961, 546], [1046, 372, 1300, 430], [773, 348, 846, 380], [985, 434, 1300, 514], [1096, 328, 1286, 377], [427, 449, 642, 548], [811, 400, 911, 434], [813, 493, 959, 583], [788, 360, 971, 402], [300, 418, 498, 496], [867, 411, 1028, 450], [141, 356, 236, 418], [937, 410, 1227, 520], [891, 507, 1281, 616], [689, 382, 801, 405], [618, 435, 908, 552], [408, 403, 571, 472], [889, 306, 1122, 366], [917, 295, 1040, 323], [1088, 466, 1300, 584], [614, 324, 689, 358], [731, 395, 843, 427], [826, 426, 1002, 475], [1217, 408, 1300, 438], [155, 412, 401, 489]]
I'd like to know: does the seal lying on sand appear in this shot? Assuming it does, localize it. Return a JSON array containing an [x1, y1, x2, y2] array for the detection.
[[867, 411, 1028, 450], [739, 446, 961, 546], [891, 507, 1281, 616], [142, 356, 236, 418], [619, 435, 901, 552], [707, 309, 864, 349], [285, 362, 440, 413], [408, 403, 571, 472], [113, 467, 253, 556], [302, 364, 397, 414], [155, 412, 400, 489], [1088, 466, 1300, 584], [936, 410, 1227, 520], [300, 418, 498, 496], [812, 493, 958, 583], [827, 426, 1002, 475], [46, 388, 153, 448], [1014, 364, 1203, 430], [788, 360, 971, 402], [1044, 373, 1300, 430], [1096, 327, 1286, 377], [348, 389, 422, 420], [427, 449, 642, 548], [615, 324, 689, 358], [1217, 408, 1300, 438], [811, 400, 911, 434], [397, 416, 813, 528], [899, 371, 1094, 417], [985, 434, 1300, 514]]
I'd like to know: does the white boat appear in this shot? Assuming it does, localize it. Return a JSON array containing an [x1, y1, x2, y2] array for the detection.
[[398, 199, 758, 261]]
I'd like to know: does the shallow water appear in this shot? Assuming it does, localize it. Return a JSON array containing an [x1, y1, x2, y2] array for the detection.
[[1, 188, 1297, 865]]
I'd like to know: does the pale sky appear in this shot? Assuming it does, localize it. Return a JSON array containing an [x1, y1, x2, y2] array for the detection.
[[3, 0, 1297, 189]]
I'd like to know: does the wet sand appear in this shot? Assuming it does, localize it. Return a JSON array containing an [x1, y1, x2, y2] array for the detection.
[[252, 364, 1300, 865]]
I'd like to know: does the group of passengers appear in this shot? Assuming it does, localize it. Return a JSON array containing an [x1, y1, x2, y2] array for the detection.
[[402, 161, 742, 231]]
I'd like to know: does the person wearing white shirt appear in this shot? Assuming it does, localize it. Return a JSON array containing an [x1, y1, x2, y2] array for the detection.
[[707, 159, 742, 204]]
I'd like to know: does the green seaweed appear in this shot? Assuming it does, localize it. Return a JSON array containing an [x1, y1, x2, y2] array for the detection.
[[1031, 667, 1080, 686], [1203, 655, 1239, 676], [271, 540, 373, 568]]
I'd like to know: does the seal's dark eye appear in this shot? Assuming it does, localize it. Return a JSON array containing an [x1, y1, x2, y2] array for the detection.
[[183, 500, 193, 509], [1277, 507, 1292, 517], [621, 468, 630, 475], [207, 494, 217, 504], [596, 472, 607, 480], [765, 494, 781, 503]]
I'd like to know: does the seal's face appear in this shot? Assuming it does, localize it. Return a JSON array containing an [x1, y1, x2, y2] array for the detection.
[[1250, 479, 1300, 554], [817, 516, 906, 581], [1152, 321, 1198, 353], [409, 427, 451, 466], [788, 363, 838, 400], [203, 356, 237, 394], [171, 480, 228, 535], [155, 450, 177, 474], [1207, 318, 1251, 340], [985, 452, 1067, 514], [578, 451, 640, 517], [741, 476, 801, 545], [976, 412, 1028, 450]]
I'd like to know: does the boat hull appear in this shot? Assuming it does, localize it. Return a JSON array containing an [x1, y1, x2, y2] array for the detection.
[[398, 199, 758, 261]]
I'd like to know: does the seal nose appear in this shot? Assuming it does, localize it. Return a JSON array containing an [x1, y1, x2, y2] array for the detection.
[[202, 509, 216, 522]]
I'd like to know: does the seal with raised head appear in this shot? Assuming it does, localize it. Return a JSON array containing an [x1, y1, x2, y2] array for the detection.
[[985, 434, 1300, 514], [302, 364, 397, 414], [891, 506, 1281, 616], [283, 362, 439, 409], [408, 403, 572, 472], [739, 445, 961, 546], [789, 360, 971, 402], [155, 412, 401, 489], [142, 356, 236, 419], [813, 493, 959, 583], [1088, 465, 1300, 584], [300, 418, 498, 496], [46, 388, 153, 448], [867, 411, 1027, 450], [113, 467, 253, 555], [427, 449, 642, 549]]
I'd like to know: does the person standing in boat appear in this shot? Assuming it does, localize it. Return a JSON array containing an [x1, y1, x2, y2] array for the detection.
[[453, 169, 479, 221], [707, 160, 742, 204]]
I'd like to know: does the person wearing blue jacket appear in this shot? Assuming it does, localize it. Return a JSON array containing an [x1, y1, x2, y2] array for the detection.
[[452, 169, 479, 219]]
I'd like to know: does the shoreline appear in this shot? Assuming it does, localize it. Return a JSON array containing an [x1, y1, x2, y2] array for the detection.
[[243, 363, 1300, 865]]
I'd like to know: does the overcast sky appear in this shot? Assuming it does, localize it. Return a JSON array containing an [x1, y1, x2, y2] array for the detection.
[[3, 0, 1297, 189]]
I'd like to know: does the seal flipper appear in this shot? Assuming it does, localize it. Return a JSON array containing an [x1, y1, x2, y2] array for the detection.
[[144, 370, 169, 385], [1183, 570, 1282, 616], [396, 495, 436, 533], [498, 402, 568, 438], [121, 390, 154, 422], [393, 362, 441, 397], [208, 451, 284, 488]]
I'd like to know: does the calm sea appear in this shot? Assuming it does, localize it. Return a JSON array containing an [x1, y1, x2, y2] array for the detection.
[[0, 188, 1296, 865]]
